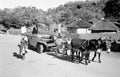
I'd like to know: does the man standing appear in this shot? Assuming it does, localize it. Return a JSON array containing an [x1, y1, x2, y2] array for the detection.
[[106, 37, 111, 53], [20, 25, 28, 44], [19, 25, 28, 57], [32, 25, 38, 34]]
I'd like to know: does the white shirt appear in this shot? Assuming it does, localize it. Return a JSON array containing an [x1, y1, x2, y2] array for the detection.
[[24, 36, 28, 42], [21, 26, 26, 34]]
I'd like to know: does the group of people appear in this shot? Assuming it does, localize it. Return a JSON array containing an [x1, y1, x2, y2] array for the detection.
[[18, 23, 120, 60]]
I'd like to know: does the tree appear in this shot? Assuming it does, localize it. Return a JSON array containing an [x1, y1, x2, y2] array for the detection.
[[103, 0, 120, 21]]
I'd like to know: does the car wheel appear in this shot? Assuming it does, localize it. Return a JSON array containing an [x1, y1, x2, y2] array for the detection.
[[37, 44, 43, 53]]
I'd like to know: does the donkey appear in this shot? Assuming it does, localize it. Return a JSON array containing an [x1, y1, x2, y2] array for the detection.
[[88, 38, 105, 63], [70, 38, 90, 65]]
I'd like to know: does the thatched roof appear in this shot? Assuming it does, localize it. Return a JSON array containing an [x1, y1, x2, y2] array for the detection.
[[66, 20, 92, 28], [89, 20, 119, 31]]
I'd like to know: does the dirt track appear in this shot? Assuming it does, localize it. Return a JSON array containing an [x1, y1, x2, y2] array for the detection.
[[0, 34, 120, 77]]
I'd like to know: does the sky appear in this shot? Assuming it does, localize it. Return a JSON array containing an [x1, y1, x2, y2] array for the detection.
[[0, 0, 87, 11]]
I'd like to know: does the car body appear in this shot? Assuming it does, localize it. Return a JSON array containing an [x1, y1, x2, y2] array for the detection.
[[26, 33, 55, 53]]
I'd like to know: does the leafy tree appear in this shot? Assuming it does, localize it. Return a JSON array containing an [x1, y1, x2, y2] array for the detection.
[[1, 0, 117, 30], [103, 0, 120, 21]]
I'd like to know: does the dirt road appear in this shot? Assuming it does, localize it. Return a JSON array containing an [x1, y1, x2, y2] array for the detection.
[[0, 34, 120, 77]]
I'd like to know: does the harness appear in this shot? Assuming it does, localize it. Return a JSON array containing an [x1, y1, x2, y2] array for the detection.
[[81, 40, 88, 50]]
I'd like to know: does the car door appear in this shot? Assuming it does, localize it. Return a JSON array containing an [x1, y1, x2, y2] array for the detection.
[[30, 34, 38, 48]]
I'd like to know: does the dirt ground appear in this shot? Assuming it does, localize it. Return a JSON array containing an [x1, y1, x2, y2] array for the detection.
[[0, 34, 120, 77]]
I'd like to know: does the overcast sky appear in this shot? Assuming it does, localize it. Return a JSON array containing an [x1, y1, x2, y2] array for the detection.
[[0, 0, 87, 11]]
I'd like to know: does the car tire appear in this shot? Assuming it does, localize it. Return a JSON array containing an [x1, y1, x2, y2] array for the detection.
[[37, 44, 43, 54]]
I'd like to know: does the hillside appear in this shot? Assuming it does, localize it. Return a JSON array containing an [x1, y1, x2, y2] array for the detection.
[[0, 0, 120, 30]]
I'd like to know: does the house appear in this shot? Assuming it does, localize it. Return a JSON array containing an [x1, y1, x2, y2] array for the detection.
[[66, 20, 92, 34], [89, 19, 120, 33]]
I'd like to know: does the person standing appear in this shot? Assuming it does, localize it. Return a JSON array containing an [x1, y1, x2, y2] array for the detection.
[[19, 25, 28, 57], [18, 25, 27, 45], [20, 25, 27, 45], [106, 37, 111, 53], [32, 25, 38, 34]]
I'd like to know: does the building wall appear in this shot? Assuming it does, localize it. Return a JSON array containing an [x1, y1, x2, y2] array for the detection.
[[67, 27, 77, 33], [76, 28, 91, 34], [67, 28, 91, 34]]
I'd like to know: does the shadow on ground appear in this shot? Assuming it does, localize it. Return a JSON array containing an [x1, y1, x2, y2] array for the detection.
[[18, 44, 39, 54], [13, 52, 24, 60], [46, 52, 86, 65]]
